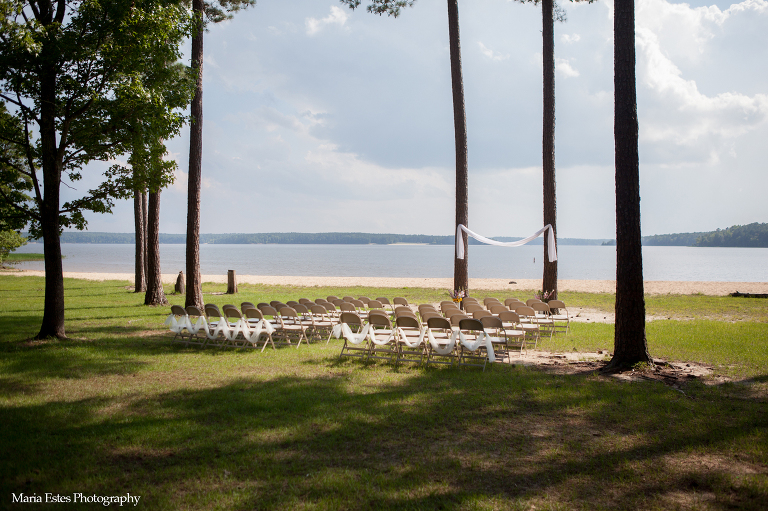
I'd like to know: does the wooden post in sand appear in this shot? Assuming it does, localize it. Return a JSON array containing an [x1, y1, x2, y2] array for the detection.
[[227, 270, 237, 294], [175, 271, 185, 294]]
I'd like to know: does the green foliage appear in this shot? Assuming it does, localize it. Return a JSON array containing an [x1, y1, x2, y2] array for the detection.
[[642, 223, 768, 247], [695, 222, 768, 248], [0, 228, 25, 264], [0, 103, 32, 231], [642, 231, 709, 246], [198, 0, 257, 25], [339, 0, 416, 18], [4, 252, 43, 262], [510, 0, 569, 22], [0, 0, 195, 236]]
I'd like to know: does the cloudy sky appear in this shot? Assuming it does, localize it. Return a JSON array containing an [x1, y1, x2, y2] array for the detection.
[[76, 0, 768, 239]]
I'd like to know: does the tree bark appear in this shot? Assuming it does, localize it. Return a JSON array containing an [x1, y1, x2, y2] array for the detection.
[[144, 189, 167, 306], [542, 0, 558, 300], [36, 55, 66, 340], [605, 0, 651, 371], [175, 271, 185, 294], [447, 0, 469, 294], [227, 269, 237, 294], [142, 191, 148, 285], [133, 189, 147, 292], [185, 0, 205, 310]]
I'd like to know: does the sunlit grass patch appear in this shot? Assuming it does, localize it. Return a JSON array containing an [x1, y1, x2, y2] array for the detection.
[[3, 253, 47, 262]]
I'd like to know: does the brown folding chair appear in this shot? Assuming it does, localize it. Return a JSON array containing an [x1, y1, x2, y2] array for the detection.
[[457, 318, 491, 370], [280, 307, 308, 348], [244, 307, 276, 351], [424, 316, 456, 367], [338, 312, 369, 361], [497, 310, 527, 353], [368, 313, 397, 364], [395, 315, 426, 367], [547, 299, 570, 335]]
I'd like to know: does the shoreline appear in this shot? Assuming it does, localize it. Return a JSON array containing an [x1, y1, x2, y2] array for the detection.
[[5, 269, 768, 295]]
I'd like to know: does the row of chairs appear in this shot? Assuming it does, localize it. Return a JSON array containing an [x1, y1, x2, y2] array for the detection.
[[165, 296, 414, 349], [166, 301, 337, 350], [336, 309, 505, 371], [454, 296, 571, 336], [332, 296, 571, 370], [394, 300, 537, 353], [164, 296, 570, 360], [403, 298, 570, 348]]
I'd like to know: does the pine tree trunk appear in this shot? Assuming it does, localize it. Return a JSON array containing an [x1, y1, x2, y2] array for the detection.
[[142, 191, 148, 285], [227, 270, 237, 294], [447, 0, 469, 294], [185, 0, 204, 310], [605, 0, 651, 371], [134, 189, 147, 292], [175, 271, 185, 294], [145, 189, 167, 306], [542, 0, 558, 300], [36, 62, 66, 340]]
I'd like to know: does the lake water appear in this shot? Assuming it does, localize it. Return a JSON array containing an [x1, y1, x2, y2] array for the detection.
[[13, 243, 768, 282]]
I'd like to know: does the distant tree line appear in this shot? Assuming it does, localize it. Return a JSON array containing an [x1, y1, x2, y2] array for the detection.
[[640, 232, 707, 246], [604, 223, 768, 247], [30, 227, 768, 247], [31, 232, 613, 245], [694, 223, 768, 248]]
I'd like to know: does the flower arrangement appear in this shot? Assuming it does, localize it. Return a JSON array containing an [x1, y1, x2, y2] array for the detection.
[[535, 290, 554, 303], [449, 288, 466, 303]]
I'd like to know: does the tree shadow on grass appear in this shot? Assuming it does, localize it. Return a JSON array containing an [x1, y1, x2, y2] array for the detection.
[[2, 367, 766, 510], [741, 374, 768, 384], [0, 345, 149, 385]]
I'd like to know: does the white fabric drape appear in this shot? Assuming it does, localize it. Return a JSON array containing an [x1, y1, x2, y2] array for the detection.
[[451, 329, 496, 363], [397, 326, 426, 348], [455, 224, 557, 262], [165, 314, 191, 336], [188, 316, 209, 336], [165, 313, 272, 346], [334, 322, 372, 345], [427, 328, 456, 355], [206, 318, 231, 341], [234, 318, 274, 344], [370, 327, 396, 346]]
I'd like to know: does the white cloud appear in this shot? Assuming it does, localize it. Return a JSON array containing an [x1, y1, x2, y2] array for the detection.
[[231, 106, 310, 134], [561, 33, 581, 44], [478, 41, 509, 62], [555, 58, 579, 77], [636, 20, 768, 158], [636, 0, 767, 63], [171, 169, 188, 193], [203, 55, 219, 69], [305, 6, 349, 36], [304, 143, 452, 197]]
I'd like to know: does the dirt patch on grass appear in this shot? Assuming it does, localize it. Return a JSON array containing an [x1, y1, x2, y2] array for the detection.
[[16, 338, 57, 348], [502, 350, 720, 387], [571, 307, 669, 323], [664, 453, 765, 476]]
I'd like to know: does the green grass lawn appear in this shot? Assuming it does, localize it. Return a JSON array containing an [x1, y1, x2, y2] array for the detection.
[[4, 253, 48, 263], [1, 275, 766, 510]]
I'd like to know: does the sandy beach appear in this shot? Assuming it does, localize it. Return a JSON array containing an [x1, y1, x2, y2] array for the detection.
[[7, 269, 767, 295]]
